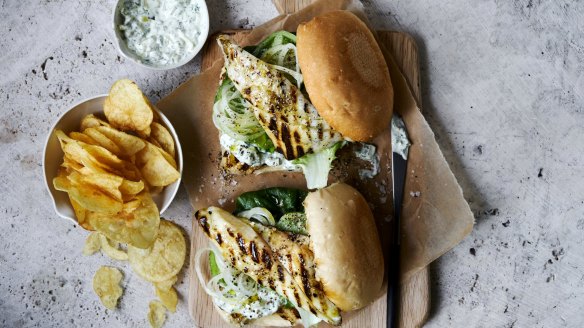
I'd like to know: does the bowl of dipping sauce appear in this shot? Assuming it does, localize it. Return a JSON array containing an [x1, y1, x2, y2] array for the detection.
[[113, 0, 209, 70]]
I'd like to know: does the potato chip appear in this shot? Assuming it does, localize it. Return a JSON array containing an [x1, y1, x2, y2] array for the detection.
[[99, 234, 129, 261], [96, 126, 146, 157], [104, 79, 153, 134], [83, 232, 101, 256], [153, 276, 177, 292], [80, 114, 110, 131], [68, 182, 122, 214], [70, 195, 94, 230], [156, 286, 178, 313], [69, 131, 98, 145], [128, 219, 185, 282], [119, 179, 145, 199], [89, 191, 160, 249], [93, 266, 123, 310], [68, 170, 123, 202], [150, 122, 175, 158], [148, 300, 166, 328], [135, 143, 180, 187], [83, 128, 123, 155], [62, 155, 84, 171]]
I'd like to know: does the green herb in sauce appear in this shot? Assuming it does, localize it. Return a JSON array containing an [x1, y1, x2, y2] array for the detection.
[[119, 0, 203, 66]]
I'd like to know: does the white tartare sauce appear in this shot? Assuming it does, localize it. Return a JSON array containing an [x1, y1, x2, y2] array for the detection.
[[354, 143, 380, 179], [220, 134, 300, 171], [391, 115, 411, 160], [119, 0, 203, 66]]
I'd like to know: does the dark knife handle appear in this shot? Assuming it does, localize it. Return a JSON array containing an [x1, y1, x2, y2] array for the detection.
[[386, 242, 401, 328]]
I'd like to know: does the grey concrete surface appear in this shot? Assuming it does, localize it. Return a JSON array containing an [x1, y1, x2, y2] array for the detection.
[[1, 0, 583, 327]]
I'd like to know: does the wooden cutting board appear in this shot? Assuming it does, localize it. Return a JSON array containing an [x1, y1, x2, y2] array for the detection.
[[188, 27, 430, 328]]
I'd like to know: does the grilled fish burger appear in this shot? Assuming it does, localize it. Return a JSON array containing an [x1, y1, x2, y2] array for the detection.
[[212, 11, 393, 189], [194, 183, 384, 326]]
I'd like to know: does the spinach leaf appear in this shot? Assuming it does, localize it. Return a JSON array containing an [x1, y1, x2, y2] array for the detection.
[[234, 187, 307, 220]]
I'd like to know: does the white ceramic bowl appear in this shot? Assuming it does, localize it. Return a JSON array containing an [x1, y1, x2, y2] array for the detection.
[[43, 95, 183, 223], [113, 0, 209, 70]]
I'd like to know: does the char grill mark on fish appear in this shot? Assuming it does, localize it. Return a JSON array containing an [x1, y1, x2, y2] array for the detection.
[[248, 222, 340, 323], [194, 207, 341, 325], [217, 35, 343, 160]]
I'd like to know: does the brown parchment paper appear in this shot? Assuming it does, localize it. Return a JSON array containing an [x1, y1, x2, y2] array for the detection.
[[157, 0, 473, 286]]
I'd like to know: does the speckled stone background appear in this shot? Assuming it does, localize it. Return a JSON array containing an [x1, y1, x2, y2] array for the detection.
[[1, 1, 583, 327]]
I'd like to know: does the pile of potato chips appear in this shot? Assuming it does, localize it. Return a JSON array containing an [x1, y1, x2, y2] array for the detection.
[[53, 79, 180, 249], [87, 219, 186, 328]]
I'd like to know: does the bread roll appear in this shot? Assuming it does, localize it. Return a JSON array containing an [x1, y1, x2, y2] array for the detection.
[[304, 182, 384, 311], [297, 10, 394, 141]]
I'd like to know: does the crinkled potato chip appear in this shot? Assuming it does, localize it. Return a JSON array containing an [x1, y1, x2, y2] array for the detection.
[[93, 266, 123, 310], [153, 276, 177, 292], [83, 232, 101, 256], [89, 191, 160, 249], [104, 79, 153, 134], [99, 234, 129, 261], [150, 122, 175, 158], [80, 114, 110, 131], [83, 128, 123, 156], [135, 143, 179, 187], [156, 286, 178, 313], [95, 126, 146, 157], [128, 219, 185, 282], [148, 300, 166, 328]]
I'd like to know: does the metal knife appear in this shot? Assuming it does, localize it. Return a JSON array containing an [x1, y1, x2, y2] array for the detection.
[[387, 133, 409, 328]]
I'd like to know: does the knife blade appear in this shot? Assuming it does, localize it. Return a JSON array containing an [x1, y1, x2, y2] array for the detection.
[[387, 150, 408, 328]]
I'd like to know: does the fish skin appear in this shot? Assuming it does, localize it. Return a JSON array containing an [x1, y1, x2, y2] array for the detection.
[[217, 35, 343, 160]]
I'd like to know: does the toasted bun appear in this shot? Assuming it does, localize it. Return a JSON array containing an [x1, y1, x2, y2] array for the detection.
[[304, 182, 384, 311], [297, 10, 394, 141]]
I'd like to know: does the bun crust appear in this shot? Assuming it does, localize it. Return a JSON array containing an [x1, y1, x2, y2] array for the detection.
[[297, 10, 394, 141], [304, 182, 384, 311]]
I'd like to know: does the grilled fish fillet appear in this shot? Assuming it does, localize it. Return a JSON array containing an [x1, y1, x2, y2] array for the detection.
[[217, 35, 343, 160], [248, 222, 340, 322], [195, 207, 342, 325]]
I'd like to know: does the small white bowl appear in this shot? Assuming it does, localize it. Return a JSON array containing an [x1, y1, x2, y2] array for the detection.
[[113, 0, 210, 70], [43, 95, 183, 223]]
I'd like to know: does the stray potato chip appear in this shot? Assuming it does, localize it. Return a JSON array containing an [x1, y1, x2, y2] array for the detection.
[[156, 286, 178, 313], [80, 114, 110, 131], [135, 143, 180, 187], [153, 276, 177, 292], [83, 232, 101, 256], [93, 266, 124, 310], [104, 79, 154, 134], [99, 234, 129, 261], [89, 192, 160, 249], [150, 122, 175, 158], [148, 300, 166, 328], [96, 126, 146, 157], [128, 219, 185, 282]]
